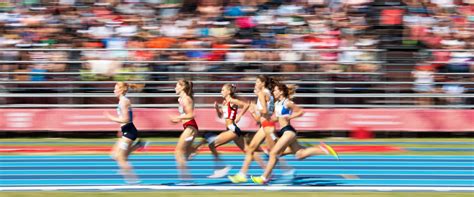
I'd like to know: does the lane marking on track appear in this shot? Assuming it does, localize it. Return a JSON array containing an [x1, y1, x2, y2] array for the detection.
[[1, 185, 474, 192]]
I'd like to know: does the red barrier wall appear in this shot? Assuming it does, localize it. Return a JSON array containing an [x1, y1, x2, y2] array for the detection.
[[1, 109, 473, 132]]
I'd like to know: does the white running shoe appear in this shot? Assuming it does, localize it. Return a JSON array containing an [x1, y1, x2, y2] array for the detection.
[[207, 165, 232, 178]]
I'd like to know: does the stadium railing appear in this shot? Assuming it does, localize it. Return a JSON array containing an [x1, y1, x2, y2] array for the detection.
[[0, 48, 472, 109]]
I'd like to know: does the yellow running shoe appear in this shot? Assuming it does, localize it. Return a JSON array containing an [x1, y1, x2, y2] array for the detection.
[[251, 176, 268, 185], [228, 173, 248, 183], [320, 142, 339, 160]]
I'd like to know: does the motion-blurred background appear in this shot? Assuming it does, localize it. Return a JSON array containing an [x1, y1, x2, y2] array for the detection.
[[0, 1, 473, 194], [0, 0, 472, 136]]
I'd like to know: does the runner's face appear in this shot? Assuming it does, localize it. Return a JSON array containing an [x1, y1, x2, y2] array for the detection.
[[114, 84, 123, 97], [255, 78, 264, 91], [175, 82, 183, 95], [273, 86, 282, 99], [221, 86, 229, 97]]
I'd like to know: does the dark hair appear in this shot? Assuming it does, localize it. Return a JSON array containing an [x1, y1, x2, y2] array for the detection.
[[178, 79, 194, 99], [257, 75, 278, 91], [275, 83, 297, 99], [223, 83, 237, 98]]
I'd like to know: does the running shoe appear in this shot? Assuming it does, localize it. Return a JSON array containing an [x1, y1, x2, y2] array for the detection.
[[208, 165, 232, 178], [320, 142, 339, 160], [250, 175, 268, 185], [228, 173, 248, 183]]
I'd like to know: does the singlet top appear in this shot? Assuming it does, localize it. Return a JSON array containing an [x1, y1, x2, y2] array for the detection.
[[178, 96, 194, 116], [275, 98, 291, 117], [222, 100, 238, 120], [256, 88, 274, 116], [116, 95, 133, 123]]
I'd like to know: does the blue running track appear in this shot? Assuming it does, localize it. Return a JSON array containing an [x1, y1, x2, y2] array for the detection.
[[1, 154, 473, 192]]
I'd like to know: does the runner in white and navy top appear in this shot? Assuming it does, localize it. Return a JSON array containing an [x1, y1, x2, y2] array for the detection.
[[250, 82, 340, 185], [105, 82, 146, 184]]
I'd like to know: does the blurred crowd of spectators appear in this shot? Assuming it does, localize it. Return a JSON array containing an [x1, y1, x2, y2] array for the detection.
[[0, 0, 391, 82], [403, 0, 473, 105], [0, 0, 472, 106]]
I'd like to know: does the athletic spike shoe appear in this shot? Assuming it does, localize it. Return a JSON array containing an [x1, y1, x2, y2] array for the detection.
[[320, 142, 339, 160], [251, 175, 268, 185], [208, 165, 232, 178], [228, 173, 248, 183]]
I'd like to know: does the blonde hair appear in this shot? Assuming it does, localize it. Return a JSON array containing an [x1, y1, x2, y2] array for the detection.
[[116, 82, 144, 94]]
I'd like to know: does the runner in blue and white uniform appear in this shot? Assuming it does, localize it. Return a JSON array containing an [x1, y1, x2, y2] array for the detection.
[[251, 82, 339, 184]]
